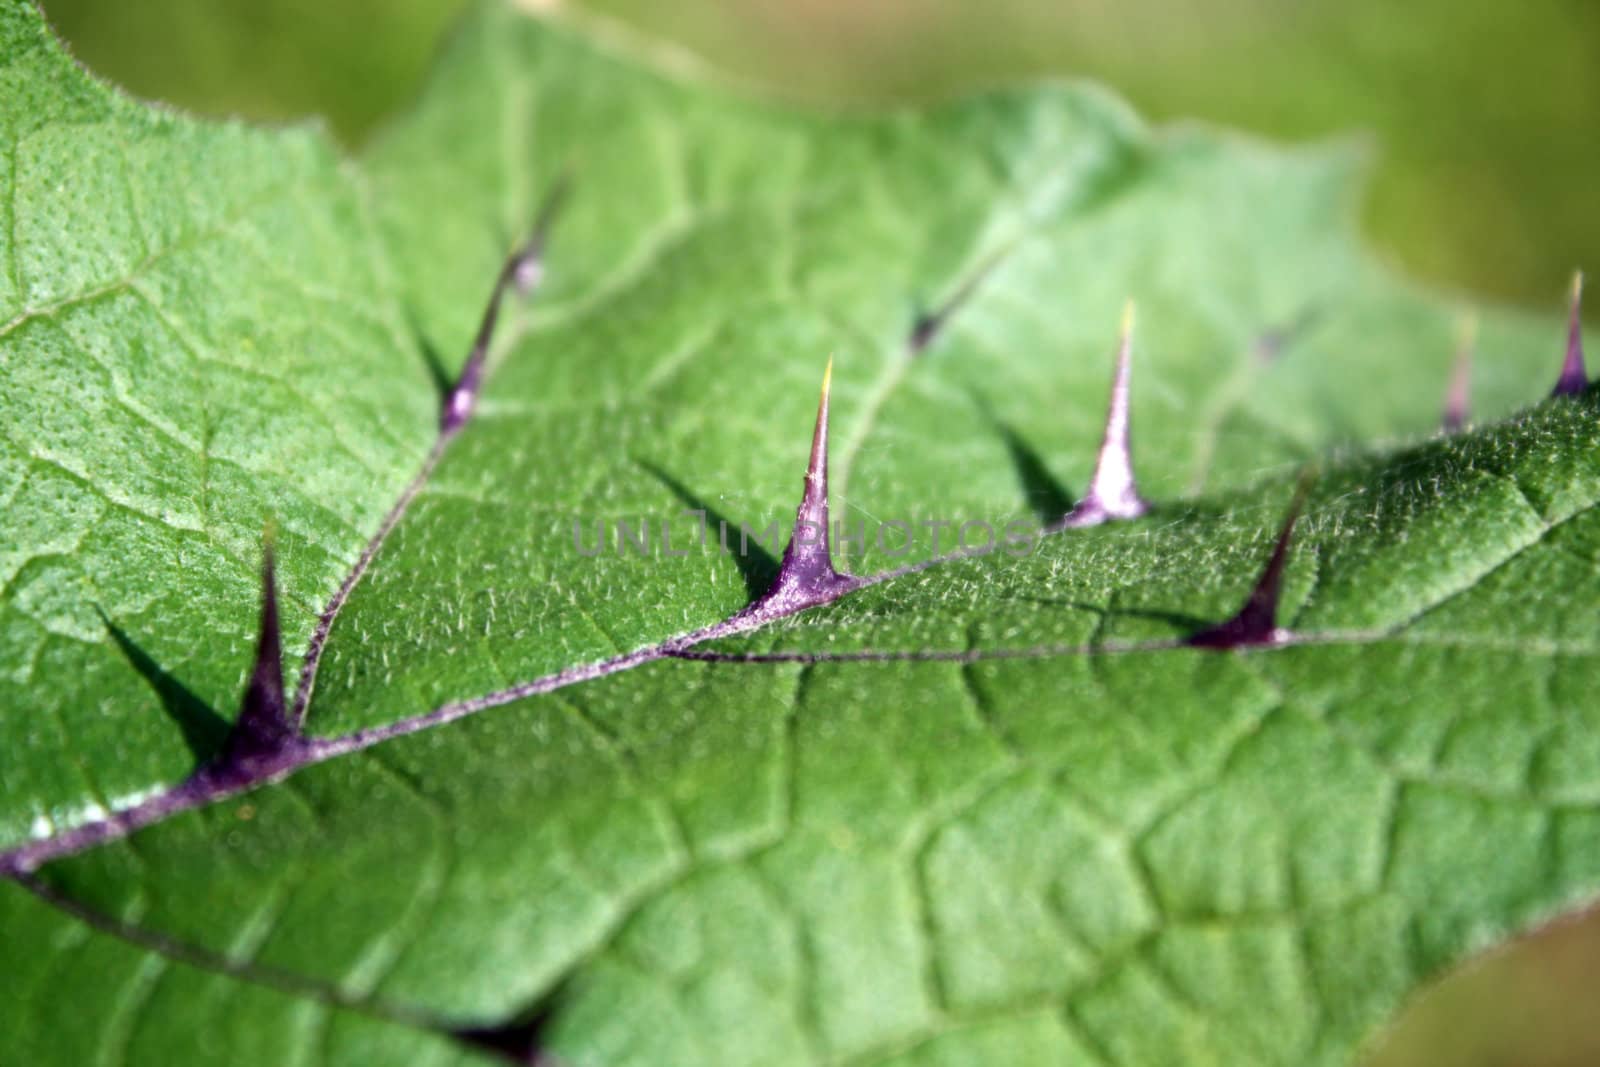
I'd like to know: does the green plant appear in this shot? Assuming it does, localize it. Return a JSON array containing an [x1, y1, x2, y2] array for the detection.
[[2, 2, 1596, 1064]]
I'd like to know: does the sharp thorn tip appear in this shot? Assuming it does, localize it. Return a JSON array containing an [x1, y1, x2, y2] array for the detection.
[[736, 356, 855, 619], [1554, 268, 1589, 397], [1053, 305, 1147, 528]]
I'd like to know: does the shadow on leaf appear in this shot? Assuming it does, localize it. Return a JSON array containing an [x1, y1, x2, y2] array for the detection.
[[98, 608, 229, 768], [637, 459, 780, 600], [971, 392, 1075, 525], [453, 985, 565, 1066]]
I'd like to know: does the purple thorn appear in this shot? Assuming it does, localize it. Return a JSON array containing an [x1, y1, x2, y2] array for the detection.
[[1553, 271, 1588, 398], [741, 359, 857, 617], [1441, 312, 1476, 433], [1187, 483, 1307, 650], [441, 172, 570, 435], [216, 534, 302, 774], [1053, 301, 1149, 529]]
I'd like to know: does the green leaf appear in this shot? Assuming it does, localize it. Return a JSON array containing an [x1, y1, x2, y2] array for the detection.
[[2, 2, 1597, 1064]]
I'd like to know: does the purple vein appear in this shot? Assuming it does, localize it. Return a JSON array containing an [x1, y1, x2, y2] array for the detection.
[[0, 600, 1570, 877], [664, 624, 1599, 666], [0, 609, 849, 876], [669, 638, 1183, 665], [287, 439, 446, 730], [288, 183, 564, 730]]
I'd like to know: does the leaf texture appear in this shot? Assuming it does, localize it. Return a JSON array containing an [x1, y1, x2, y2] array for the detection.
[[2, 2, 1597, 1064]]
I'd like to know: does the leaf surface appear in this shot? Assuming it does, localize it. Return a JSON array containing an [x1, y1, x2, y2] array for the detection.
[[2, 2, 1598, 1064]]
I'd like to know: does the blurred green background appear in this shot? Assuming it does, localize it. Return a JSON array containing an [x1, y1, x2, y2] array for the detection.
[[35, 0, 1600, 315], [30, 1, 1600, 1064]]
